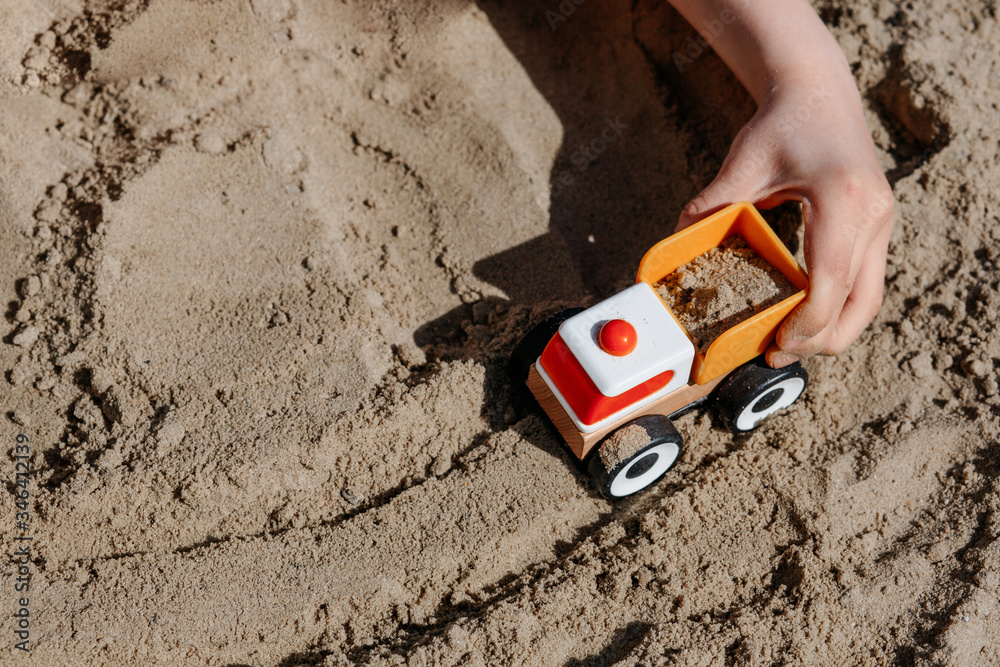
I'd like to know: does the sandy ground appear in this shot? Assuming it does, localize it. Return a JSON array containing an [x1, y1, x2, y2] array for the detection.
[[1, 0, 999, 665]]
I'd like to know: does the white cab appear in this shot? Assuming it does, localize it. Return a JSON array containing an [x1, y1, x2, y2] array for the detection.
[[558, 282, 694, 398]]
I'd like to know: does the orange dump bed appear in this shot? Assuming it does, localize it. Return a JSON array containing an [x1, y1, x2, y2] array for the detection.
[[636, 202, 808, 385]]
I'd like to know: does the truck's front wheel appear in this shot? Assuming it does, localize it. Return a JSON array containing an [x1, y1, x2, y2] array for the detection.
[[714, 356, 808, 433], [588, 415, 683, 499]]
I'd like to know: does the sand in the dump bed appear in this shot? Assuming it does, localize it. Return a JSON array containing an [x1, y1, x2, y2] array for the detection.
[[654, 235, 798, 351], [2, 1, 1000, 665]]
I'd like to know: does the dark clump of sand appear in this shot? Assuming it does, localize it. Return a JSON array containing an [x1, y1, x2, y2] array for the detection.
[[655, 235, 798, 350]]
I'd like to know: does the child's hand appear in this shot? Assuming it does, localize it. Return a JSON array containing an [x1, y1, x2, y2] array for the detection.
[[677, 79, 894, 367], [668, 0, 894, 366]]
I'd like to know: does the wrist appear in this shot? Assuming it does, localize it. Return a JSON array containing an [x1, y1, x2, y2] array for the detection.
[[753, 25, 856, 105]]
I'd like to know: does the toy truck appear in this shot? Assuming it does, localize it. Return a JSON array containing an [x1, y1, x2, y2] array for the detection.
[[511, 202, 810, 499]]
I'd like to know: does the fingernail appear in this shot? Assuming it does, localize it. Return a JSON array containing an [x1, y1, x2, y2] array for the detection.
[[770, 352, 799, 368]]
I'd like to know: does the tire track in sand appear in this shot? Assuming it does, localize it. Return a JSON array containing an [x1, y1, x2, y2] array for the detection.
[[342, 415, 993, 666], [30, 416, 606, 666]]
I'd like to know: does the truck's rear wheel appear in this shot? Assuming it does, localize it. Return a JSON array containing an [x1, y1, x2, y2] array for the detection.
[[509, 307, 584, 384], [588, 415, 683, 499], [714, 356, 808, 433]]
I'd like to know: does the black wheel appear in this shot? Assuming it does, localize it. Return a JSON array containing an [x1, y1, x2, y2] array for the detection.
[[588, 415, 683, 499], [714, 355, 808, 433], [509, 307, 584, 384]]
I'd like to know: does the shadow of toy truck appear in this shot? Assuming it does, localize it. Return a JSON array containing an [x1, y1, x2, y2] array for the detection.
[[512, 202, 810, 499]]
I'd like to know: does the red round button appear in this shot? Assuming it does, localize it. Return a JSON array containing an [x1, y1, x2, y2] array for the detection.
[[599, 319, 637, 356]]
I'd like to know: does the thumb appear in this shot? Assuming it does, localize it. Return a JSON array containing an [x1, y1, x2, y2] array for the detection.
[[677, 148, 774, 231]]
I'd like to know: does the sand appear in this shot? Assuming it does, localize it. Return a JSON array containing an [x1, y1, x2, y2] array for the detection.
[[1, 0, 999, 665], [655, 235, 799, 351], [599, 423, 654, 473]]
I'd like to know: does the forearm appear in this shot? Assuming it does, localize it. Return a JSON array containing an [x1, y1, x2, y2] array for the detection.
[[665, 0, 853, 103], [667, 1, 894, 363]]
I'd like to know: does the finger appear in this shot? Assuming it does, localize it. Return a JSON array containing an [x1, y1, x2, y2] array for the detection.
[[775, 196, 864, 356], [778, 174, 893, 358], [676, 139, 775, 231], [765, 343, 798, 369], [770, 240, 882, 366], [767, 299, 846, 367], [821, 222, 891, 353]]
